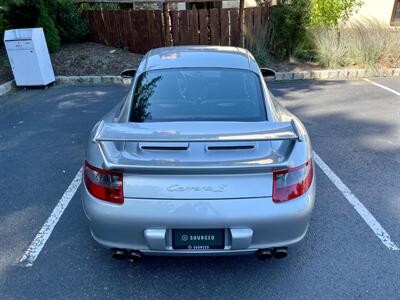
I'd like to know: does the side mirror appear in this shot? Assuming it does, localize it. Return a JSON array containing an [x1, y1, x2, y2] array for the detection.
[[120, 68, 137, 79], [260, 68, 277, 79]]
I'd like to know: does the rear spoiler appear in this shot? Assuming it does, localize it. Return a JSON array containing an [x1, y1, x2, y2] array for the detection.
[[94, 120, 300, 143], [93, 121, 300, 172]]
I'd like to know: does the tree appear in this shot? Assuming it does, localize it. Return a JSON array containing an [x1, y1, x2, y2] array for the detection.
[[36, 0, 60, 52], [56, 0, 88, 43], [310, 0, 364, 27], [270, 0, 312, 59]]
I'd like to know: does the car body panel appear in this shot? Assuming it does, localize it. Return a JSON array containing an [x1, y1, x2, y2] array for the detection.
[[82, 46, 315, 256], [122, 173, 274, 199], [82, 178, 315, 254], [142, 46, 256, 73]]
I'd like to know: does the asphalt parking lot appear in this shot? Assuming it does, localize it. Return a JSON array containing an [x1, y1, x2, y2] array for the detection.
[[1, 78, 399, 299]]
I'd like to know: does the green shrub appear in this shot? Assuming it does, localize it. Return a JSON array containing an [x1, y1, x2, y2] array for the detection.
[[36, 0, 60, 52], [293, 31, 316, 61], [310, 0, 364, 28], [245, 19, 271, 67], [56, 0, 88, 43], [3, 0, 40, 29], [80, 2, 120, 11], [2, 0, 88, 46], [270, 0, 311, 60], [0, 9, 7, 42], [345, 20, 400, 68], [312, 19, 400, 68], [312, 27, 347, 68]]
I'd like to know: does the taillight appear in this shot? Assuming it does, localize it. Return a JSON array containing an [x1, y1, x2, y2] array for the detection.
[[273, 159, 314, 203], [84, 161, 124, 204]]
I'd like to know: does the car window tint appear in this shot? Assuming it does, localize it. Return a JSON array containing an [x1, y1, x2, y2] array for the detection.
[[130, 68, 267, 122]]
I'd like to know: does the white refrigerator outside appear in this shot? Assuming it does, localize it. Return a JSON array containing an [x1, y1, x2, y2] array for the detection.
[[4, 28, 56, 87]]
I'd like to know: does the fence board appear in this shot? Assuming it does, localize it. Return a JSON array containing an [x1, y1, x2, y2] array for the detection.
[[244, 7, 254, 48], [230, 9, 240, 46], [220, 9, 229, 46], [189, 9, 199, 45], [137, 11, 150, 53], [82, 6, 270, 54], [103, 11, 114, 47], [154, 11, 164, 48], [114, 11, 124, 47], [179, 10, 190, 44], [120, 10, 129, 48], [146, 11, 163, 49], [128, 11, 138, 53], [109, 11, 118, 46], [261, 6, 269, 24], [209, 9, 220, 45], [170, 10, 180, 46], [101, 10, 110, 46], [91, 11, 102, 43], [198, 9, 208, 45]]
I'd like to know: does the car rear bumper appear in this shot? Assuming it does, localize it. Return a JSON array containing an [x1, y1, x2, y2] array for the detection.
[[82, 180, 315, 255]]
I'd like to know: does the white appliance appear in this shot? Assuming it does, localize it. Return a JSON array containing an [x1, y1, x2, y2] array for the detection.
[[4, 28, 55, 87]]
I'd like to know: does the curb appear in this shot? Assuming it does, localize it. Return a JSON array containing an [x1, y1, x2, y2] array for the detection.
[[0, 80, 15, 96], [269, 68, 400, 81], [1, 68, 400, 96], [56, 75, 131, 86]]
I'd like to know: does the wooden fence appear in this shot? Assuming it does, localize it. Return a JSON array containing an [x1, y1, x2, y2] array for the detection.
[[83, 6, 270, 54]]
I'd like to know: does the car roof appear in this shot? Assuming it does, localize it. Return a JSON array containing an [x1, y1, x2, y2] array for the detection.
[[138, 46, 259, 73]]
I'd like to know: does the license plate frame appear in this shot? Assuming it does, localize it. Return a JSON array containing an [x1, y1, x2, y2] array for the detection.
[[172, 229, 225, 250]]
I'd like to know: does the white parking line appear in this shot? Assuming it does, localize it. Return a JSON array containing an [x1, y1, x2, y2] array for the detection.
[[313, 151, 399, 251], [364, 78, 400, 97], [18, 148, 399, 266], [19, 168, 83, 267]]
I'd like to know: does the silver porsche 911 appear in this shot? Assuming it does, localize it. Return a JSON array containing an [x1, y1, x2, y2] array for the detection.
[[82, 46, 315, 261]]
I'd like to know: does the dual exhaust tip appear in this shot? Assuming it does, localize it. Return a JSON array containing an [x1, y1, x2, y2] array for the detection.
[[112, 247, 287, 262], [112, 248, 143, 262], [256, 247, 288, 261]]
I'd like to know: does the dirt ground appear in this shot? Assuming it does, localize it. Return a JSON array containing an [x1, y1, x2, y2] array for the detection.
[[269, 58, 320, 72], [0, 43, 143, 85], [51, 42, 143, 76]]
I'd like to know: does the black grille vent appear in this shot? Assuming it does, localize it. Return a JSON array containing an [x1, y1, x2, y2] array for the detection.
[[207, 145, 255, 151]]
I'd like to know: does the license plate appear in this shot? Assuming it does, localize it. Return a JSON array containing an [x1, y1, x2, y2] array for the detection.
[[172, 229, 224, 250]]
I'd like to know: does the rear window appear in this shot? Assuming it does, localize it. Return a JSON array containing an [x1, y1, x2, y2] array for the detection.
[[129, 68, 266, 122]]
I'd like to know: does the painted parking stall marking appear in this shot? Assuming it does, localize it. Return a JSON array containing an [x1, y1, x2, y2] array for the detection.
[[18, 151, 399, 267], [20, 168, 83, 267], [313, 151, 399, 251], [364, 78, 400, 97]]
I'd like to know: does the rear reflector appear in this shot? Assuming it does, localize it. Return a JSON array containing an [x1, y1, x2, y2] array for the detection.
[[84, 161, 124, 204], [272, 159, 314, 203]]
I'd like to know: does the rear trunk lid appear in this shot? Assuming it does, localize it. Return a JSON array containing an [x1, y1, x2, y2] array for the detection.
[[94, 121, 298, 199]]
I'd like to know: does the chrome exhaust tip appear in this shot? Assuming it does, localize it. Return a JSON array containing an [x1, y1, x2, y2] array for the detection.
[[127, 250, 143, 263], [111, 248, 126, 260], [272, 247, 288, 259], [256, 249, 273, 261]]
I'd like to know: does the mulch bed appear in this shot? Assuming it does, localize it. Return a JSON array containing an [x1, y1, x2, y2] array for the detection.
[[51, 42, 143, 76], [0, 42, 143, 85]]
